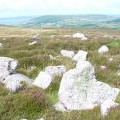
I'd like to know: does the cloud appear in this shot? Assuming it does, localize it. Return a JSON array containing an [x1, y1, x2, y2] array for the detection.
[[0, 0, 120, 17]]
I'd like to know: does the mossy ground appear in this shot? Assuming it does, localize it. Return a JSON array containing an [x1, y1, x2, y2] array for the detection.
[[0, 27, 120, 120]]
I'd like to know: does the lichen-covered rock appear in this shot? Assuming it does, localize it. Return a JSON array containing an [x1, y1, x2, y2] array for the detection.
[[60, 50, 74, 58], [45, 65, 66, 77], [3, 73, 32, 92], [33, 71, 53, 89], [0, 57, 18, 81], [73, 50, 88, 62], [98, 45, 109, 54], [54, 61, 119, 116]]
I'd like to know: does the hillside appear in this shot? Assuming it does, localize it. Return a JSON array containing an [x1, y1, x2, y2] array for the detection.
[[21, 15, 120, 29], [0, 27, 120, 119]]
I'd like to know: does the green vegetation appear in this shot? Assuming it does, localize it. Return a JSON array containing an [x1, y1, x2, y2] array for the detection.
[[0, 27, 120, 120], [21, 15, 120, 29], [108, 40, 120, 48]]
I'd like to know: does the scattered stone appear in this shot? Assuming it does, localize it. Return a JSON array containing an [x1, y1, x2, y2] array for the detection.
[[0, 57, 18, 81], [34, 65, 66, 89], [118, 72, 120, 76], [64, 35, 71, 38], [98, 45, 109, 54], [0, 57, 33, 92], [29, 41, 38, 45], [33, 71, 53, 89], [0, 43, 3, 48], [108, 57, 113, 62], [54, 61, 119, 116], [3, 73, 32, 92], [45, 65, 66, 78], [60, 50, 75, 58], [32, 34, 40, 40], [72, 33, 88, 40], [73, 50, 88, 62], [101, 66, 107, 70]]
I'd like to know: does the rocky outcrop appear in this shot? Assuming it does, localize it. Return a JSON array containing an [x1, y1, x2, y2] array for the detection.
[[54, 61, 119, 116]]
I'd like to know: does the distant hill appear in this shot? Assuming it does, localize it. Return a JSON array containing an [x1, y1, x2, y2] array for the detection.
[[0, 15, 120, 29], [21, 15, 120, 29], [110, 18, 120, 23]]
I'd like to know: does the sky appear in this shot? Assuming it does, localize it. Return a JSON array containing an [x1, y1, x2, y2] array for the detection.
[[0, 0, 120, 18]]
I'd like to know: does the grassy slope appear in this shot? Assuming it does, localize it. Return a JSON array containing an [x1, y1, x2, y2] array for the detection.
[[0, 27, 120, 120]]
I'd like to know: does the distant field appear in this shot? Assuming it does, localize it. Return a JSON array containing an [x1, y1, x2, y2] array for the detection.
[[0, 26, 120, 120]]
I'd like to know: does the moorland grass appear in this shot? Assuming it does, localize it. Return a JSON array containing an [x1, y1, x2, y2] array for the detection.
[[0, 27, 120, 120]]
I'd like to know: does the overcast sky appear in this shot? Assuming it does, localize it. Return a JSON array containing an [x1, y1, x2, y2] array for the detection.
[[0, 0, 120, 18]]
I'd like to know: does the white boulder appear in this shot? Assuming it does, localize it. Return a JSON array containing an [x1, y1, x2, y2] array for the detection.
[[73, 50, 88, 62], [33, 71, 53, 89], [0, 57, 18, 81], [60, 50, 74, 58], [3, 73, 32, 92], [98, 45, 109, 54], [72, 33, 88, 40], [29, 41, 38, 46], [45, 65, 66, 78], [54, 61, 119, 116]]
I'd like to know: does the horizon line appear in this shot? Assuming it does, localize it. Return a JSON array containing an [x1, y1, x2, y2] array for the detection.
[[0, 13, 120, 19]]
